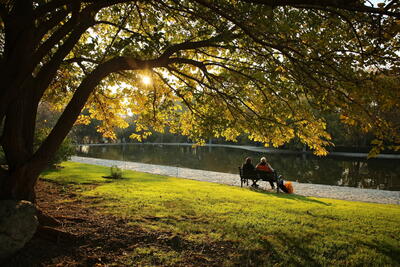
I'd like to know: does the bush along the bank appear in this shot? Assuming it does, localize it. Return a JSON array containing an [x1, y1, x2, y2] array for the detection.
[[35, 128, 75, 168]]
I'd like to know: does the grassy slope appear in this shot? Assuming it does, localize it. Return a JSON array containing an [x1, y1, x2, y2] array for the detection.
[[42, 162, 400, 266]]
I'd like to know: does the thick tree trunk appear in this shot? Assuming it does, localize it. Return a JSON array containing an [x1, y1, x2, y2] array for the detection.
[[0, 0, 35, 123], [0, 162, 44, 202]]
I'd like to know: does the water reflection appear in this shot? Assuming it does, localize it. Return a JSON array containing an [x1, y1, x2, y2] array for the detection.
[[76, 144, 400, 191]]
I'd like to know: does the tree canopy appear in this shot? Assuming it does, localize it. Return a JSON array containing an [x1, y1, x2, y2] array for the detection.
[[0, 0, 399, 199]]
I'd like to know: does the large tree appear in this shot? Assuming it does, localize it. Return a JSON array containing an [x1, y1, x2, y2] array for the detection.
[[0, 0, 399, 201]]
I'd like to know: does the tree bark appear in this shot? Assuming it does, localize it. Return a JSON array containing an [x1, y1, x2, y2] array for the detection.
[[0, 161, 45, 202], [0, 85, 41, 201], [0, 0, 35, 122]]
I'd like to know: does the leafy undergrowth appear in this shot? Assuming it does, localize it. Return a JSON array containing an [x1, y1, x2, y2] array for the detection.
[[13, 162, 400, 266]]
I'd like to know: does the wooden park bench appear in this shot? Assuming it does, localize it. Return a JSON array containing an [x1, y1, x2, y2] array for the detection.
[[238, 167, 280, 193]]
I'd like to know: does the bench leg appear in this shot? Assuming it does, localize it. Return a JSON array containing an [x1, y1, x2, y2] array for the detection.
[[250, 180, 259, 188]]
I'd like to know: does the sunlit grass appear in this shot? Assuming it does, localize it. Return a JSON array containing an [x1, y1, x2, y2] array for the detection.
[[41, 163, 110, 184], [42, 161, 400, 266]]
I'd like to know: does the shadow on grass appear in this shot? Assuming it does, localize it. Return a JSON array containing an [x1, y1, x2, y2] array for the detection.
[[131, 176, 172, 183], [4, 218, 239, 267], [361, 240, 400, 264], [233, 231, 321, 266], [250, 187, 331, 206], [101, 175, 133, 181], [39, 177, 107, 186]]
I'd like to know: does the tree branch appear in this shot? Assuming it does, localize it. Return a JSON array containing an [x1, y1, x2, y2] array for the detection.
[[64, 57, 100, 65], [33, 20, 94, 103], [33, 0, 70, 18], [161, 33, 235, 59], [33, 0, 134, 18], [169, 58, 208, 72], [0, 4, 7, 21], [94, 20, 139, 34], [237, 0, 400, 17], [34, 8, 70, 45]]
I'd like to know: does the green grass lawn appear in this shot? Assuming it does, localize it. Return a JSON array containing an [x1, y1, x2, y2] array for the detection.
[[42, 162, 400, 266]]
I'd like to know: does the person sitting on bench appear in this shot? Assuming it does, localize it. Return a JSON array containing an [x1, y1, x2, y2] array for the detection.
[[256, 157, 276, 189], [242, 157, 255, 172], [241, 157, 258, 187]]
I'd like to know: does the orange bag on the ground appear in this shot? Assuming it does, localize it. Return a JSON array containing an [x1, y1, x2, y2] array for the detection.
[[285, 181, 294, 194]]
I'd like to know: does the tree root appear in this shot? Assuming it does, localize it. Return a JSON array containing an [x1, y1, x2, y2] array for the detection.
[[35, 225, 77, 242], [54, 215, 87, 223], [36, 209, 61, 227], [34, 208, 79, 242]]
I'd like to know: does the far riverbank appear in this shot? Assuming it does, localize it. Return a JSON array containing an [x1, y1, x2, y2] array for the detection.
[[78, 142, 400, 159]]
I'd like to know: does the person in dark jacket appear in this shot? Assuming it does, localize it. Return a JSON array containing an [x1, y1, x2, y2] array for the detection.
[[242, 157, 255, 172], [241, 157, 259, 187]]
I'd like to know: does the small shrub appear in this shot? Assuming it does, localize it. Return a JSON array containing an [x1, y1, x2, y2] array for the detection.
[[110, 165, 123, 179]]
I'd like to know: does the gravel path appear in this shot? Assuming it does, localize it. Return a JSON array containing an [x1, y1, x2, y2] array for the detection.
[[71, 156, 400, 205]]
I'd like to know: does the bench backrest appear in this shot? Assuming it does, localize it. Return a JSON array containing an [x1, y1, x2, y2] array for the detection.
[[238, 167, 258, 179]]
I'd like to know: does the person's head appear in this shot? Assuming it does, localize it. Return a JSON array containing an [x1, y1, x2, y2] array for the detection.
[[245, 157, 252, 164], [260, 157, 267, 163]]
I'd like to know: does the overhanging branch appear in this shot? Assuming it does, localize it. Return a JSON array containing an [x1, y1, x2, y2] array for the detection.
[[161, 32, 236, 59], [237, 0, 400, 18]]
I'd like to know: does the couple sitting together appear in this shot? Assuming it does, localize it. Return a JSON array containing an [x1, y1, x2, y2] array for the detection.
[[242, 157, 277, 189], [242, 156, 293, 193]]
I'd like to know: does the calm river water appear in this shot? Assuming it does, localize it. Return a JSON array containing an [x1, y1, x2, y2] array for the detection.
[[76, 143, 400, 191]]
